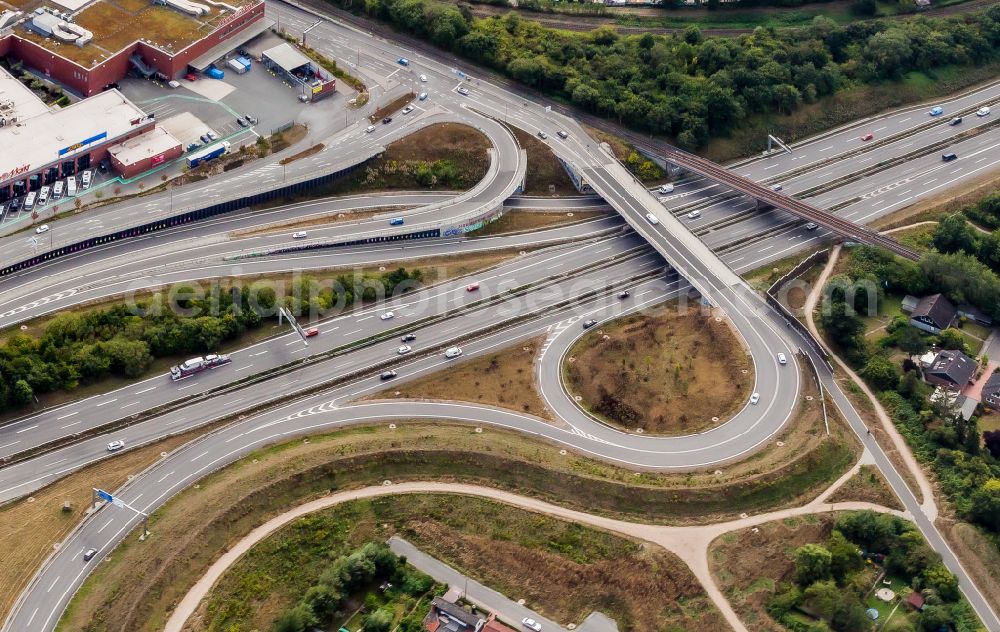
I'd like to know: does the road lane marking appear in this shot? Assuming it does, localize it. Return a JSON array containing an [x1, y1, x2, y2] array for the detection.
[[235, 365, 253, 372], [121, 401, 140, 409], [60, 421, 82, 429], [191, 451, 209, 461], [156, 471, 174, 483], [134, 386, 156, 394], [15, 425, 38, 433], [56, 411, 78, 420], [97, 518, 114, 533], [47, 576, 60, 592]]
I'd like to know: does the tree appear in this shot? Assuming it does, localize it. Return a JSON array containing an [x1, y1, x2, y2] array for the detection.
[[921, 565, 959, 602], [363, 608, 394, 632], [936, 328, 968, 353], [969, 479, 1000, 531], [918, 605, 951, 632], [794, 544, 833, 585], [10, 379, 33, 406], [932, 214, 980, 255], [828, 531, 863, 582], [860, 355, 901, 391], [896, 327, 927, 357], [984, 430, 1000, 459]]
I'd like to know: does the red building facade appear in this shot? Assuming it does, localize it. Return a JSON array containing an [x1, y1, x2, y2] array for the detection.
[[0, 2, 265, 96]]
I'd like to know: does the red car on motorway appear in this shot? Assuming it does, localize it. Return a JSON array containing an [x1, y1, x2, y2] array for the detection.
[[466, 282, 480, 292], [861, 132, 874, 141], [304, 327, 319, 337]]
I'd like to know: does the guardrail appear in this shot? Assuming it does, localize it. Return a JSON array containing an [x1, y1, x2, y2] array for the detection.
[[0, 148, 382, 278]]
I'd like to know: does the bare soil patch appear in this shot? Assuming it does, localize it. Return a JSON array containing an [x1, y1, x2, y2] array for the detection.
[[188, 494, 723, 632], [710, 514, 835, 631], [0, 430, 200, 622], [368, 336, 551, 419], [940, 520, 1000, 615], [369, 92, 416, 123], [278, 143, 325, 165], [827, 464, 903, 510], [508, 127, 579, 196], [57, 412, 856, 632], [565, 305, 753, 434]]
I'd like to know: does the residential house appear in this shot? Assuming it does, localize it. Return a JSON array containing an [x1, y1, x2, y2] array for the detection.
[[910, 294, 956, 335], [983, 372, 1000, 411], [481, 616, 518, 632], [424, 597, 486, 632], [905, 591, 925, 611], [926, 349, 977, 389], [901, 295, 920, 314]]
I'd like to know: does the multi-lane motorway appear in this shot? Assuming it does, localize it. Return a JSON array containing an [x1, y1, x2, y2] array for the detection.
[[3, 1, 1000, 629]]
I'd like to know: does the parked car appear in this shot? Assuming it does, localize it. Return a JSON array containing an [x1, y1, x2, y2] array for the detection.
[[107, 439, 125, 451], [977, 106, 991, 117], [522, 619, 542, 632], [658, 183, 674, 194], [380, 370, 398, 380], [236, 116, 248, 127], [929, 106, 943, 116], [200, 133, 211, 144], [206, 131, 218, 141], [381, 312, 395, 320], [184, 72, 197, 81], [292, 231, 308, 239], [418, 92, 427, 101], [304, 327, 319, 337], [444, 347, 463, 358], [402, 105, 414, 115], [81, 170, 92, 188], [645, 213, 659, 225], [686, 210, 701, 219], [457, 87, 469, 96], [245, 114, 258, 125], [860, 132, 874, 141]]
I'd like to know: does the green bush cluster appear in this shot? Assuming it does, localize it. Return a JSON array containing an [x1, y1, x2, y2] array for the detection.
[[931, 213, 1000, 276], [333, 0, 1000, 148], [274, 543, 436, 632], [0, 269, 423, 413], [768, 511, 979, 632], [817, 244, 1000, 560]]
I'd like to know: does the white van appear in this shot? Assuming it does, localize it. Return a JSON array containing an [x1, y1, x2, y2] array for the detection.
[[52, 180, 64, 199], [38, 186, 50, 206], [24, 191, 36, 211], [81, 170, 92, 189], [66, 176, 77, 197]]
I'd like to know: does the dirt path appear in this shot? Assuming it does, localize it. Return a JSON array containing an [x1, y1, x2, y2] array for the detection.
[[163, 482, 904, 632], [803, 244, 937, 519]]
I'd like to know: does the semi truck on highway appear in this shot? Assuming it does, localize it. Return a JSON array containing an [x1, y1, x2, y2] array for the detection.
[[187, 141, 230, 169], [170, 354, 231, 380]]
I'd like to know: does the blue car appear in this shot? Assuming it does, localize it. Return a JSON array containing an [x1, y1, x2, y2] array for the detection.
[[397, 57, 409, 66], [929, 106, 943, 116], [389, 217, 404, 226]]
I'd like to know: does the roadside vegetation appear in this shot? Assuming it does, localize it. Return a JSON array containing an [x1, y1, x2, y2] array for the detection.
[[467, 210, 612, 236], [324, 0, 1000, 153], [711, 511, 982, 632], [190, 495, 722, 632], [507, 126, 579, 195], [57, 414, 855, 630], [371, 335, 552, 418], [565, 304, 753, 434], [827, 465, 903, 510], [324, 123, 491, 193], [0, 269, 423, 415]]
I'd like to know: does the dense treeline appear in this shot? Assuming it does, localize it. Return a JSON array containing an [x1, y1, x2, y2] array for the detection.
[[275, 543, 437, 632], [0, 269, 423, 412], [930, 195, 1000, 276], [818, 245, 1000, 556], [769, 512, 979, 631], [335, 0, 1000, 148]]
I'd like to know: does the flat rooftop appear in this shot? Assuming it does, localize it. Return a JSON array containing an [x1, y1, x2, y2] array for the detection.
[[0, 75, 149, 179], [0, 63, 51, 121], [108, 125, 180, 165], [3, 0, 260, 69]]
